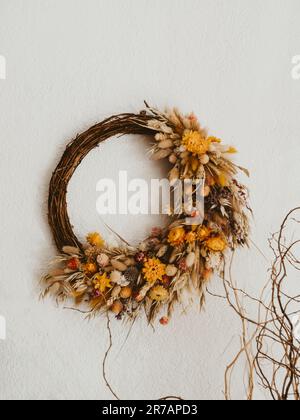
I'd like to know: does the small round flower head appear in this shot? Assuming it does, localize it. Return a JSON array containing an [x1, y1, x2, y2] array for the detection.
[[206, 236, 227, 252], [168, 227, 186, 247], [149, 285, 169, 302]]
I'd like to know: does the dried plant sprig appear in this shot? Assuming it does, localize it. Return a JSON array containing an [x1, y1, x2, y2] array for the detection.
[[223, 208, 300, 400]]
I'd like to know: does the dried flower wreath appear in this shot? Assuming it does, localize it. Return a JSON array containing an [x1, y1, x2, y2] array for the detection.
[[43, 104, 251, 325]]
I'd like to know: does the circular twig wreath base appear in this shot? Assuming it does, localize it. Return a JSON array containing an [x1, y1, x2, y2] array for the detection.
[[49, 112, 154, 252], [43, 104, 250, 325]]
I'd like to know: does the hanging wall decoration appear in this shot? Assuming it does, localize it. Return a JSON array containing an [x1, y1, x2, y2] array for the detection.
[[42, 104, 251, 325]]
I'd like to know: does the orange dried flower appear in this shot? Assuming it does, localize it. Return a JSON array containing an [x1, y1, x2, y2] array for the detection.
[[182, 130, 211, 155], [197, 226, 211, 241], [67, 257, 80, 271], [168, 227, 186, 246], [83, 262, 98, 275], [159, 316, 169, 326], [86, 232, 105, 248], [206, 236, 227, 252], [143, 258, 166, 284]]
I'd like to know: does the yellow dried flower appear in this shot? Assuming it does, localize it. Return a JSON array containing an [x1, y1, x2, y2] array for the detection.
[[197, 226, 211, 241], [143, 258, 166, 284], [227, 146, 237, 154], [182, 131, 211, 155], [185, 231, 197, 244], [93, 273, 112, 293], [168, 227, 186, 246], [206, 236, 227, 252], [149, 285, 169, 302], [86, 232, 105, 248]]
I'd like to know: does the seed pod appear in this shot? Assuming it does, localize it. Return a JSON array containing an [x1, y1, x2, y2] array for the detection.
[[181, 158, 188, 166], [201, 248, 207, 258], [152, 149, 172, 161], [124, 258, 135, 267], [111, 300, 124, 315], [157, 245, 168, 258], [169, 154, 177, 164], [111, 259, 127, 272], [200, 154, 210, 165], [191, 157, 199, 172], [135, 283, 152, 302], [111, 285, 121, 298], [182, 117, 192, 129], [160, 124, 173, 134], [169, 249, 179, 264], [62, 246, 81, 255], [120, 286, 132, 299], [49, 268, 65, 277], [166, 265, 178, 277], [158, 139, 173, 149], [186, 252, 196, 268], [124, 267, 139, 283], [155, 133, 166, 142], [180, 151, 189, 159], [50, 282, 61, 294], [203, 186, 211, 197], [169, 166, 179, 186]]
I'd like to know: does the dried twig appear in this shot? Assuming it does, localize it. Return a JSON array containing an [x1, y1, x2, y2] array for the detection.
[[223, 208, 300, 400]]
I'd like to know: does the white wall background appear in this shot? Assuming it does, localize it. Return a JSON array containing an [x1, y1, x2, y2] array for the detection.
[[0, 0, 300, 400]]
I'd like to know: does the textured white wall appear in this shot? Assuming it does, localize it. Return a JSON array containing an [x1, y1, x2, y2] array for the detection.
[[0, 0, 300, 400]]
